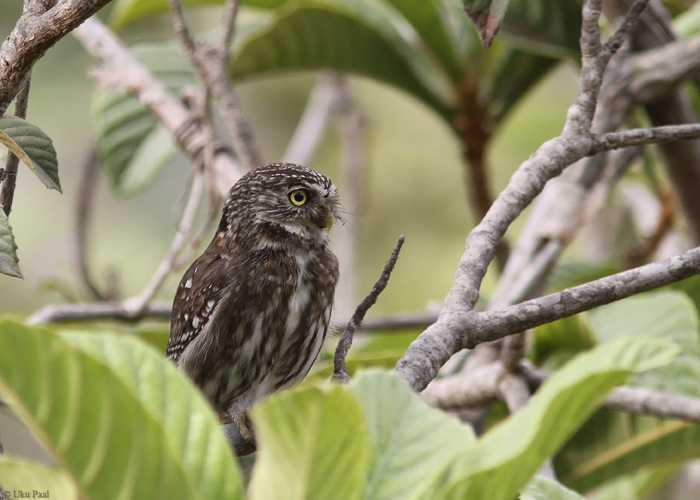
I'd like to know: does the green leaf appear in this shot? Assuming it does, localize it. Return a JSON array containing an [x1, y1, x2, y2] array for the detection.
[[0, 320, 243, 500], [500, 0, 582, 59], [673, 1, 700, 38], [0, 456, 77, 499], [588, 291, 699, 354], [0, 116, 60, 192], [349, 370, 475, 500], [555, 291, 700, 492], [0, 211, 22, 278], [557, 410, 700, 492], [462, 0, 512, 48], [230, 5, 452, 122], [109, 0, 285, 29], [434, 337, 677, 499], [531, 314, 594, 367], [249, 383, 368, 500], [521, 475, 585, 500], [486, 48, 559, 124], [91, 44, 193, 196], [382, 0, 463, 83]]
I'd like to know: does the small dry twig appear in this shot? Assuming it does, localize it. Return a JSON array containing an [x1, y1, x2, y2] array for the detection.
[[332, 236, 405, 383]]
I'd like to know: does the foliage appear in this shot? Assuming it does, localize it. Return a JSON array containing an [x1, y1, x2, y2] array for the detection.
[[3, 0, 700, 498], [0, 318, 677, 499], [0, 116, 59, 278]]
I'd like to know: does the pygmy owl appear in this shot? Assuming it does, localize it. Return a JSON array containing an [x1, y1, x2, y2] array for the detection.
[[166, 163, 340, 439]]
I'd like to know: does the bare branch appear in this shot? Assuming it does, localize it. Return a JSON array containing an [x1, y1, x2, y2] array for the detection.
[[72, 17, 243, 195], [1, 75, 30, 216], [332, 236, 405, 383], [74, 148, 114, 301], [592, 123, 700, 153], [332, 72, 366, 319], [282, 73, 337, 165], [422, 362, 502, 409], [498, 372, 531, 414], [393, 0, 691, 392], [467, 246, 700, 347], [0, 0, 112, 114], [218, 0, 241, 59], [522, 361, 700, 423], [168, 0, 263, 169], [627, 36, 700, 102], [122, 172, 206, 316], [26, 301, 172, 325]]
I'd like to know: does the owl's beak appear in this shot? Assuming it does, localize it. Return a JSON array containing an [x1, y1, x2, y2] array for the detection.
[[316, 206, 336, 231]]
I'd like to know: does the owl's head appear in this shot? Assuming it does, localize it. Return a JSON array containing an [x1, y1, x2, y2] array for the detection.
[[219, 163, 342, 248]]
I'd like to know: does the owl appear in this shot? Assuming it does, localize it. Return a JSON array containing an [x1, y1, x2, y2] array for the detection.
[[166, 163, 340, 441]]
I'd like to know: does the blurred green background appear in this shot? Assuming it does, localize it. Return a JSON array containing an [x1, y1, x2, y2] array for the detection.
[[0, 3, 578, 320]]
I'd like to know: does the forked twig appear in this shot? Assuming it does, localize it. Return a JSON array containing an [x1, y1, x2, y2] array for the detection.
[[332, 236, 405, 383]]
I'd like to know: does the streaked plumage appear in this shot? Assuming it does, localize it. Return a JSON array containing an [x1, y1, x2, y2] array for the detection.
[[167, 163, 340, 422]]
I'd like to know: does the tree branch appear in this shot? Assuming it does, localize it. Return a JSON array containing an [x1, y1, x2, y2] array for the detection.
[[122, 171, 206, 316], [393, 0, 694, 393], [522, 361, 700, 422], [26, 301, 172, 325], [281, 73, 337, 165], [168, 0, 262, 169], [332, 236, 405, 383], [72, 17, 243, 195], [0, 0, 112, 114], [466, 246, 700, 347]]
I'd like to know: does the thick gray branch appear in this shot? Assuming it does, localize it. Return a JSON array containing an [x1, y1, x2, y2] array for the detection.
[[0, 0, 112, 114], [72, 17, 243, 195]]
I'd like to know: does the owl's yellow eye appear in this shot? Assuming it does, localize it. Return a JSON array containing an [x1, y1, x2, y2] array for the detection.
[[289, 189, 308, 206]]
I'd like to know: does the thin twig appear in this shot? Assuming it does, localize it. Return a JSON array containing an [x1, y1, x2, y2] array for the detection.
[[122, 171, 205, 315], [592, 123, 700, 153], [282, 73, 338, 165], [218, 0, 240, 58], [1, 75, 31, 216], [74, 148, 113, 301], [332, 236, 405, 383], [168, 0, 263, 169], [72, 17, 243, 194], [26, 301, 172, 325], [332, 72, 365, 319]]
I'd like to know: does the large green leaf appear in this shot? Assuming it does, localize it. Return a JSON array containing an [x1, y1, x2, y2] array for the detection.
[[500, 0, 582, 59], [91, 44, 193, 196], [109, 0, 286, 29], [521, 475, 585, 500], [381, 0, 463, 83], [0, 211, 22, 278], [555, 291, 700, 492], [0, 456, 77, 499], [557, 410, 700, 492], [0, 320, 243, 500], [249, 383, 368, 500], [350, 370, 475, 500], [230, 5, 452, 121], [0, 116, 60, 192], [432, 338, 677, 499], [461, 0, 581, 56]]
